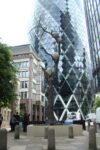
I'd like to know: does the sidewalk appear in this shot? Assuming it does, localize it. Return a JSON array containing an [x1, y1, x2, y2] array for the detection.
[[7, 131, 100, 150]]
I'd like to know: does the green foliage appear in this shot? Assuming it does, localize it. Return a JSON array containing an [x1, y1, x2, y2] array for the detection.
[[92, 96, 100, 112], [0, 42, 17, 107]]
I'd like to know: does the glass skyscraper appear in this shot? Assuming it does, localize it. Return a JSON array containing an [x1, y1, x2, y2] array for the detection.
[[84, 0, 100, 93], [30, 0, 92, 121]]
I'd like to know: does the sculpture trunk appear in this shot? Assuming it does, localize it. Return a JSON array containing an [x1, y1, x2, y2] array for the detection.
[[48, 78, 55, 125]]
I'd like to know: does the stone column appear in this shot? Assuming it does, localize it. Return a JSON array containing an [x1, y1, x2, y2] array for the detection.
[[48, 128, 55, 150], [0, 129, 7, 150], [35, 105, 37, 121], [89, 127, 97, 150], [39, 105, 42, 121]]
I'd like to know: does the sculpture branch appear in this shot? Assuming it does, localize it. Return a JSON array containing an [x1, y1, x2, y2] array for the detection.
[[39, 23, 61, 43], [39, 23, 52, 36], [41, 46, 53, 59]]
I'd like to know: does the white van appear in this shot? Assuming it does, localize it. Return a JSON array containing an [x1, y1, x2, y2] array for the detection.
[[96, 107, 100, 124]]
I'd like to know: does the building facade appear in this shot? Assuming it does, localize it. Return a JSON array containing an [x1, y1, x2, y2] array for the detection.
[[12, 44, 45, 121], [30, 0, 92, 120], [84, 0, 100, 93]]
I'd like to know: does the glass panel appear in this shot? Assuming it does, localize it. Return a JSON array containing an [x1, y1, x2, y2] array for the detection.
[[68, 97, 78, 112], [81, 99, 89, 116], [65, 46, 75, 64], [67, 70, 78, 91], [54, 97, 64, 119]]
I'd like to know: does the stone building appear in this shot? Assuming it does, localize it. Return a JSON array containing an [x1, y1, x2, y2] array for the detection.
[[12, 44, 45, 121]]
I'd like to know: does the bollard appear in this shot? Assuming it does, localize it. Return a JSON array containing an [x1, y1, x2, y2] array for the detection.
[[44, 127, 49, 139], [0, 129, 7, 150], [93, 122, 97, 133], [14, 125, 20, 139], [88, 120, 91, 131], [89, 127, 97, 150], [68, 126, 74, 138], [48, 128, 55, 150]]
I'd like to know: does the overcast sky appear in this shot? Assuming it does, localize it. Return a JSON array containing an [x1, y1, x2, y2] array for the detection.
[[0, 0, 35, 46]]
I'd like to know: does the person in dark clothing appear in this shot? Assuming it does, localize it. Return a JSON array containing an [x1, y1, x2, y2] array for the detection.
[[22, 113, 29, 132], [15, 112, 20, 125], [10, 115, 16, 131], [81, 115, 86, 130]]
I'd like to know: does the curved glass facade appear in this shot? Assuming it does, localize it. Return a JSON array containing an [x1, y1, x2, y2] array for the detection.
[[30, 0, 92, 120]]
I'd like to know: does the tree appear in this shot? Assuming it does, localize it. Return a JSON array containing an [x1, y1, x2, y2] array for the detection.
[[0, 42, 17, 107], [93, 96, 100, 112]]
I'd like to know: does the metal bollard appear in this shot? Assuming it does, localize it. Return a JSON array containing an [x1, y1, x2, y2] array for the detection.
[[44, 127, 49, 139], [68, 126, 74, 138], [14, 125, 20, 139], [48, 128, 55, 150], [89, 127, 97, 150], [0, 129, 7, 150]]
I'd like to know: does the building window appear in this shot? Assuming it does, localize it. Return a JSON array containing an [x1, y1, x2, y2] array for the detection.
[[21, 92, 27, 99], [20, 61, 29, 68], [21, 81, 28, 88], [14, 61, 29, 69], [96, 0, 99, 5], [18, 71, 29, 78], [42, 107, 44, 113], [37, 105, 39, 111], [41, 95, 44, 102]]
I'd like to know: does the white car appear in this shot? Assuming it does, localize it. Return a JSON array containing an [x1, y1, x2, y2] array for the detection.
[[86, 113, 96, 122]]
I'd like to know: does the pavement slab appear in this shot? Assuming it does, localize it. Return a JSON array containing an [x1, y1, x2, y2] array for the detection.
[[7, 131, 100, 150], [9, 146, 26, 150]]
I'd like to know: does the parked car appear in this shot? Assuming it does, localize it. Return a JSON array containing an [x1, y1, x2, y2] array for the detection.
[[86, 113, 96, 122], [67, 112, 81, 120]]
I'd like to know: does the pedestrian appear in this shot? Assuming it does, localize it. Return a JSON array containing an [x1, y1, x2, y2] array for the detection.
[[15, 112, 20, 125], [81, 115, 86, 130], [10, 115, 16, 131], [0, 113, 3, 128], [22, 113, 29, 132]]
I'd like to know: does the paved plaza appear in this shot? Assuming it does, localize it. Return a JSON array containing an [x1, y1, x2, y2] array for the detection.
[[7, 131, 100, 150]]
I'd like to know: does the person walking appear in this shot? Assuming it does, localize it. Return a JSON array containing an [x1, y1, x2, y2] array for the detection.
[[10, 115, 16, 131], [0, 113, 3, 128], [22, 113, 29, 132]]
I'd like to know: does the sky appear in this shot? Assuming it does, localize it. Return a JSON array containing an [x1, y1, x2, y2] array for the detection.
[[0, 0, 35, 46]]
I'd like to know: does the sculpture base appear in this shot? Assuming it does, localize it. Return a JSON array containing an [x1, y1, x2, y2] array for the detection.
[[27, 124, 83, 137]]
